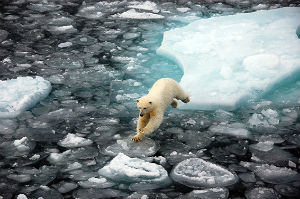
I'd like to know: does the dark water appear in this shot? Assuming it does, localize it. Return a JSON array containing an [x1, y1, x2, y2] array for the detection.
[[0, 0, 299, 199]]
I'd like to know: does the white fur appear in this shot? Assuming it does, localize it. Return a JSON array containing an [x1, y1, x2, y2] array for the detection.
[[132, 78, 189, 141]]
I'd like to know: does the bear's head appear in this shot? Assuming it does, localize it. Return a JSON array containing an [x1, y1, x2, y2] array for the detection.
[[136, 96, 154, 117]]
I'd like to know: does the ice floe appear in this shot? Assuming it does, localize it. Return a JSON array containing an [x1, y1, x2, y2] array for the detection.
[[58, 134, 93, 148], [104, 137, 159, 158], [157, 7, 300, 110], [98, 153, 171, 189], [0, 76, 51, 118], [171, 158, 238, 188]]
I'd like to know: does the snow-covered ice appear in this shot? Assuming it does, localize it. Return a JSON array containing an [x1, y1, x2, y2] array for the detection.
[[241, 162, 300, 184], [171, 158, 238, 188], [245, 187, 281, 199], [116, 9, 164, 19], [157, 7, 300, 110], [178, 188, 229, 199], [98, 153, 171, 188], [58, 134, 93, 148], [0, 76, 51, 118], [0, 0, 300, 198]]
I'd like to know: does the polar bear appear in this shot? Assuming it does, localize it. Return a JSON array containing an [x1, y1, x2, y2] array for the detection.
[[132, 78, 190, 142]]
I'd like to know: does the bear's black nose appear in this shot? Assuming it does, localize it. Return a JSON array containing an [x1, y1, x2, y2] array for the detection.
[[140, 113, 144, 117]]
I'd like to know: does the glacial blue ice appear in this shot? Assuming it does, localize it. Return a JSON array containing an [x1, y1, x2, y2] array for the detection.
[[0, 76, 51, 118], [157, 7, 300, 110]]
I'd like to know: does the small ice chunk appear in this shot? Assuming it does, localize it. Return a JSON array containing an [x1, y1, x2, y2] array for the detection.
[[104, 137, 159, 158], [47, 25, 77, 35], [245, 187, 280, 199], [171, 158, 238, 188], [177, 7, 190, 13], [58, 42, 72, 48], [0, 29, 9, 42], [128, 1, 159, 12], [249, 144, 296, 165], [0, 76, 51, 119], [123, 32, 140, 40], [251, 141, 274, 152], [53, 181, 78, 194], [254, 164, 300, 184], [58, 134, 93, 148], [78, 177, 115, 188], [7, 174, 32, 183], [13, 137, 30, 151], [116, 9, 164, 19], [98, 153, 171, 188], [62, 162, 82, 172], [29, 154, 41, 160], [16, 194, 28, 199], [180, 188, 229, 199]]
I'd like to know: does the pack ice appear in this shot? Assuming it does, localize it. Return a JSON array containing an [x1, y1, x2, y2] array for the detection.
[[157, 7, 300, 110], [98, 153, 171, 190], [0, 76, 51, 118]]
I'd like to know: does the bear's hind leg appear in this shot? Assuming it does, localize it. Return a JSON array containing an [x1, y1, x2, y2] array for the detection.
[[171, 99, 178, 108]]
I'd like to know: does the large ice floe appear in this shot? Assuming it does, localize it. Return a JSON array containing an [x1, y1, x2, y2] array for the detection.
[[157, 7, 300, 110], [0, 76, 51, 118], [98, 153, 171, 190], [171, 158, 238, 188]]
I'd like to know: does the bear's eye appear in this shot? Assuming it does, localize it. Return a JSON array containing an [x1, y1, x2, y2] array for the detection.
[[143, 108, 147, 110]]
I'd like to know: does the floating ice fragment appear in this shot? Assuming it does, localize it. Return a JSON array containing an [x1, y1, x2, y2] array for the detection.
[[209, 123, 250, 138], [73, 188, 128, 199], [58, 42, 72, 48], [249, 144, 296, 166], [16, 194, 28, 199], [45, 52, 84, 69], [116, 9, 164, 19], [171, 158, 238, 188], [245, 187, 281, 199], [254, 164, 299, 184], [104, 137, 159, 158], [177, 7, 190, 13], [78, 177, 116, 189], [53, 181, 78, 194], [0, 29, 8, 42], [47, 25, 77, 35], [0, 76, 51, 119], [241, 161, 300, 184], [178, 187, 229, 199], [27, 3, 62, 12], [250, 141, 274, 152], [157, 7, 300, 110], [58, 134, 93, 148], [98, 153, 171, 188], [128, 1, 158, 12]]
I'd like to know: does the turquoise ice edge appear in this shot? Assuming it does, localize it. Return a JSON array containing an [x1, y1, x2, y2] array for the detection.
[[157, 7, 300, 110]]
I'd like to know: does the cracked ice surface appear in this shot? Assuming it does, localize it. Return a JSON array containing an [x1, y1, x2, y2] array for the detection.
[[0, 76, 51, 118], [157, 7, 300, 110], [171, 158, 238, 188], [98, 153, 171, 188]]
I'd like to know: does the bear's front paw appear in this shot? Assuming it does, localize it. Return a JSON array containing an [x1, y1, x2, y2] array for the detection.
[[132, 134, 143, 142], [182, 96, 190, 103]]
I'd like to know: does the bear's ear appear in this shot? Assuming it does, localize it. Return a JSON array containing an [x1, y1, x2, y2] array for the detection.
[[149, 101, 152, 105], [136, 99, 140, 103]]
